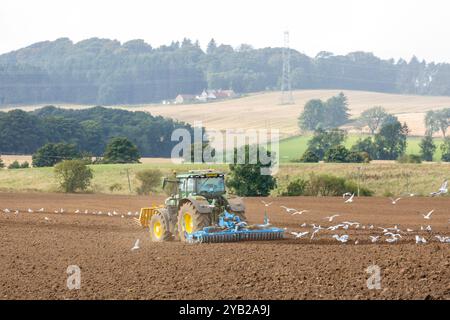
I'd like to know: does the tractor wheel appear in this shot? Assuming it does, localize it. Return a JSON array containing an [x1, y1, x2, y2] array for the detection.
[[149, 211, 172, 242], [177, 203, 211, 242]]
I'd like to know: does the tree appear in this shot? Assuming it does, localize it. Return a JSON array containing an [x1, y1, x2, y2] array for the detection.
[[424, 110, 440, 136], [359, 107, 389, 134], [306, 129, 347, 160], [325, 92, 350, 127], [32, 143, 81, 167], [373, 120, 409, 160], [226, 145, 277, 196], [102, 137, 140, 164], [298, 99, 326, 131], [424, 109, 450, 137], [0, 156, 4, 168], [419, 135, 436, 161], [136, 169, 163, 195], [441, 137, 450, 162], [206, 38, 217, 54], [299, 150, 319, 163], [351, 137, 376, 160], [8, 160, 21, 169], [54, 160, 93, 193]]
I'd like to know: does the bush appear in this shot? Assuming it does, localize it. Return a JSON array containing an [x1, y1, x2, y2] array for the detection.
[[419, 135, 436, 161], [306, 173, 373, 196], [347, 151, 369, 163], [20, 161, 30, 168], [109, 183, 123, 192], [0, 156, 4, 168], [298, 150, 319, 163], [441, 137, 450, 162], [8, 160, 21, 169], [397, 154, 422, 164], [32, 143, 81, 167], [323, 145, 350, 163], [136, 169, 163, 195], [281, 178, 308, 196], [102, 137, 140, 164], [54, 160, 93, 193]]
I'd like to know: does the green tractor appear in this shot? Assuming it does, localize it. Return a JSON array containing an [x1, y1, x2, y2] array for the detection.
[[139, 170, 246, 242]]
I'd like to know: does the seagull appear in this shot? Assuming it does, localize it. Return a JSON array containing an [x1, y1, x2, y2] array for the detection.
[[280, 206, 298, 213], [384, 232, 402, 239], [14, 210, 19, 215], [332, 234, 349, 243], [59, 208, 64, 213], [369, 236, 380, 243], [54, 210, 59, 214], [38, 208, 44, 212], [84, 210, 89, 214], [415, 235, 427, 244], [127, 211, 133, 216], [389, 197, 401, 205], [300, 223, 307, 227], [430, 179, 448, 196], [131, 239, 140, 251], [343, 221, 360, 227], [107, 212, 112, 217], [425, 225, 432, 231], [344, 194, 355, 203], [113, 211, 119, 216], [3, 208, 10, 213], [422, 210, 434, 220], [27, 208, 33, 213], [261, 201, 273, 207], [406, 228, 414, 232], [354, 240, 359, 245], [342, 192, 352, 199], [44, 217, 50, 222], [386, 237, 400, 243], [291, 210, 309, 215], [121, 215, 125, 218], [328, 224, 345, 231], [325, 214, 340, 222], [435, 235, 450, 243], [290, 231, 309, 238], [368, 225, 374, 230], [75, 209, 80, 214]]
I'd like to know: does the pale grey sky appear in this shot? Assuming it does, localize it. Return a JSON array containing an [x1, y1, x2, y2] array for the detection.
[[1, 0, 450, 62]]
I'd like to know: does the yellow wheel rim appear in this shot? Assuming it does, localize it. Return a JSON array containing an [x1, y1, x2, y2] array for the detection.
[[153, 221, 162, 239], [183, 213, 193, 234]]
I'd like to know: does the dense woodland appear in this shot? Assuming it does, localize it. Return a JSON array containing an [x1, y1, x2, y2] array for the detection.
[[1, 38, 450, 105], [0, 106, 194, 156]]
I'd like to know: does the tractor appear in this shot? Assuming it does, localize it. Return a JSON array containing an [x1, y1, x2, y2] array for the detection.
[[139, 169, 284, 243]]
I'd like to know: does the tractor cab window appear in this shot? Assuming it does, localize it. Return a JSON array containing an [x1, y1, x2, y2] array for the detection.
[[197, 177, 225, 194], [178, 179, 186, 195], [186, 178, 195, 194]]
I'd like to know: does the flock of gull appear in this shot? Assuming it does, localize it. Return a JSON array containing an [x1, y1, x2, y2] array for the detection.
[[273, 179, 450, 245]]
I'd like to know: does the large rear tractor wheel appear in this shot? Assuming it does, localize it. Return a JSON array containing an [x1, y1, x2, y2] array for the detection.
[[177, 203, 211, 242], [149, 210, 172, 242]]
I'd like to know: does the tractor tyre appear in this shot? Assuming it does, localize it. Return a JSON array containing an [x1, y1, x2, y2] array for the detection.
[[177, 202, 211, 242], [149, 210, 172, 242]]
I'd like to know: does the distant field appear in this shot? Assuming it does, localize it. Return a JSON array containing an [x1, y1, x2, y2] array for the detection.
[[5, 89, 450, 137], [0, 161, 448, 197], [279, 135, 445, 162]]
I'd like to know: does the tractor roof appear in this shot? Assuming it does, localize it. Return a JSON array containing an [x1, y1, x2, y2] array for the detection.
[[176, 169, 225, 179]]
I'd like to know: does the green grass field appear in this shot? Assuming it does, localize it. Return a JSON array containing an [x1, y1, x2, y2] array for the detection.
[[0, 161, 448, 197], [279, 135, 445, 162]]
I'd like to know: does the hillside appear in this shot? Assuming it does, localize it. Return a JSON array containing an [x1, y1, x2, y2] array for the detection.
[[2, 38, 450, 106], [117, 89, 450, 137]]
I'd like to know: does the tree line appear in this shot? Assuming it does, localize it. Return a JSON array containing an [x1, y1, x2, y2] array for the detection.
[[297, 94, 450, 162], [2, 38, 450, 105], [0, 106, 194, 157]]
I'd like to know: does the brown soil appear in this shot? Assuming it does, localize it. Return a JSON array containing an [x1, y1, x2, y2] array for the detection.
[[0, 192, 449, 300]]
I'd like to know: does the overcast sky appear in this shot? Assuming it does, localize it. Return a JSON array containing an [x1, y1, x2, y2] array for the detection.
[[1, 0, 450, 62]]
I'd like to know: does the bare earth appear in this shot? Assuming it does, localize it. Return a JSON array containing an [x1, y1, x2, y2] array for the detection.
[[0, 192, 449, 300]]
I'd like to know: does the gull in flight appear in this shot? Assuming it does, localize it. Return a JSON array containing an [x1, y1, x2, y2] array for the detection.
[[332, 234, 349, 243], [280, 206, 298, 214], [325, 214, 340, 222], [430, 179, 448, 196], [415, 235, 427, 244], [369, 236, 380, 243], [300, 223, 307, 227], [389, 197, 401, 205], [292, 210, 309, 215], [344, 194, 355, 203], [311, 225, 325, 239], [422, 210, 434, 220], [291, 231, 309, 238], [38, 208, 44, 212], [343, 221, 360, 227], [261, 201, 273, 207], [131, 239, 140, 251], [342, 192, 352, 198], [328, 224, 345, 231]]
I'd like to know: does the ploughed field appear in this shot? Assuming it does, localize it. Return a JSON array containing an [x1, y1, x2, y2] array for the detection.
[[0, 192, 449, 300]]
